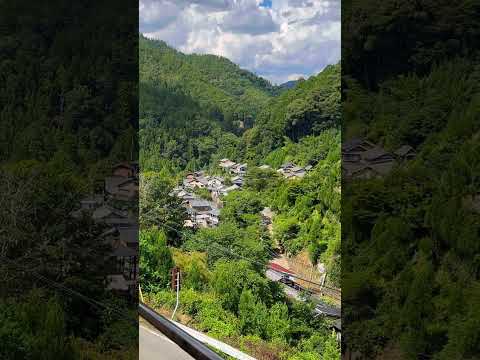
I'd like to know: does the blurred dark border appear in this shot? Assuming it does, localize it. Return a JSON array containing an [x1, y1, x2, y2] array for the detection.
[[342, 1, 480, 359], [0, 1, 139, 358]]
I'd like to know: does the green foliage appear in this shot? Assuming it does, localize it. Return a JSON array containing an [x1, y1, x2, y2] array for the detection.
[[139, 228, 174, 292], [243, 64, 340, 160], [221, 190, 265, 227], [172, 249, 210, 291], [140, 35, 275, 128], [184, 222, 271, 268], [238, 289, 269, 337], [210, 260, 271, 313], [139, 171, 188, 245]]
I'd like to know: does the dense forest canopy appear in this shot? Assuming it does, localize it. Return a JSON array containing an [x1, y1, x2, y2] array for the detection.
[[140, 35, 275, 131]]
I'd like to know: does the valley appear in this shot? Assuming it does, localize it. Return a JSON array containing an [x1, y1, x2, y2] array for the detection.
[[139, 35, 341, 359]]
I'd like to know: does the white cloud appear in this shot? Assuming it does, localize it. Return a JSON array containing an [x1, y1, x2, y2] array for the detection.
[[140, 0, 340, 84]]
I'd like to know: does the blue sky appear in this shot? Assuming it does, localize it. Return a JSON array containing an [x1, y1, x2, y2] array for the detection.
[[259, 0, 272, 7], [139, 0, 340, 84]]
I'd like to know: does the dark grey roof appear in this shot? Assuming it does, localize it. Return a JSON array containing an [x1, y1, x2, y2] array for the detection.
[[367, 162, 395, 175], [394, 145, 415, 156], [208, 208, 220, 217], [314, 302, 341, 318], [342, 138, 375, 152], [92, 205, 127, 220], [281, 162, 295, 168], [342, 138, 363, 151], [333, 319, 341, 331], [111, 245, 137, 257], [361, 147, 391, 161], [105, 176, 136, 194], [342, 162, 366, 174], [119, 227, 138, 244]]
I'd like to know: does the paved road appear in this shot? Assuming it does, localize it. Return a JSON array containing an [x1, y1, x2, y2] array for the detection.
[[139, 323, 194, 360], [266, 269, 340, 317]]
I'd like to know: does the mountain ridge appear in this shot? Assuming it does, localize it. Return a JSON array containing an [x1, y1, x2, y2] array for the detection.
[[140, 34, 276, 127]]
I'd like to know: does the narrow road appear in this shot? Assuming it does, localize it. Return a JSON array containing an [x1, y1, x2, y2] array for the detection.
[[139, 323, 194, 360], [266, 268, 340, 317]]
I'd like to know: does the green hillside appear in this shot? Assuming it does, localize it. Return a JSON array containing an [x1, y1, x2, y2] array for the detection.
[[140, 35, 275, 129], [243, 64, 341, 161]]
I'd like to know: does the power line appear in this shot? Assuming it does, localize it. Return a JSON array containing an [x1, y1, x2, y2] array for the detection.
[[155, 221, 340, 292], [2, 256, 138, 326]]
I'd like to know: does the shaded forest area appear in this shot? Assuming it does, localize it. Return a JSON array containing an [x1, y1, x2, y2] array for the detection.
[[0, 1, 138, 358], [343, 0, 480, 358]]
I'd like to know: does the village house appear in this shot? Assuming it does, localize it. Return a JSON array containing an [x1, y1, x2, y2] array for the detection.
[[277, 162, 308, 179], [183, 173, 209, 189], [104, 176, 138, 201], [394, 144, 416, 160], [183, 199, 220, 229], [72, 161, 139, 298], [341, 138, 376, 162], [314, 302, 341, 318], [230, 163, 247, 175], [187, 199, 213, 213], [207, 176, 224, 189], [110, 244, 138, 294], [223, 184, 240, 193], [80, 195, 104, 210], [231, 176, 244, 187], [219, 158, 236, 169], [341, 138, 410, 180], [112, 162, 135, 178], [92, 205, 135, 227]]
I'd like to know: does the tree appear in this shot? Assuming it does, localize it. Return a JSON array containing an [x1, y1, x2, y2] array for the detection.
[[139, 171, 188, 246], [210, 260, 271, 313], [238, 289, 268, 337], [139, 228, 174, 292]]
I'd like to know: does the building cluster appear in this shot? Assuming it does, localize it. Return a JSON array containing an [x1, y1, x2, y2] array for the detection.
[[218, 159, 248, 176], [342, 138, 416, 180], [277, 162, 312, 179], [172, 171, 229, 229], [71, 162, 139, 297]]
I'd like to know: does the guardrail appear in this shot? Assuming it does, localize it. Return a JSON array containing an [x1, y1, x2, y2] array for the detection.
[[139, 301, 224, 360]]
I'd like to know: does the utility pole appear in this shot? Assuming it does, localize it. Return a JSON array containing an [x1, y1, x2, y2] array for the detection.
[[171, 267, 181, 320], [139, 284, 144, 303]]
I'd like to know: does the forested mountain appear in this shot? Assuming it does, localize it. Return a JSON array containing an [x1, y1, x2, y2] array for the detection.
[[140, 34, 341, 360], [140, 35, 275, 130], [243, 64, 340, 160], [278, 79, 300, 90]]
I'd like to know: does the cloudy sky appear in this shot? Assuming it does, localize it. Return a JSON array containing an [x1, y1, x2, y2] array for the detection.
[[140, 0, 340, 84]]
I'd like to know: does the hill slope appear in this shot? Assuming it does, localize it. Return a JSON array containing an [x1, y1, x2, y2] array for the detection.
[[243, 63, 341, 161], [140, 35, 275, 130]]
